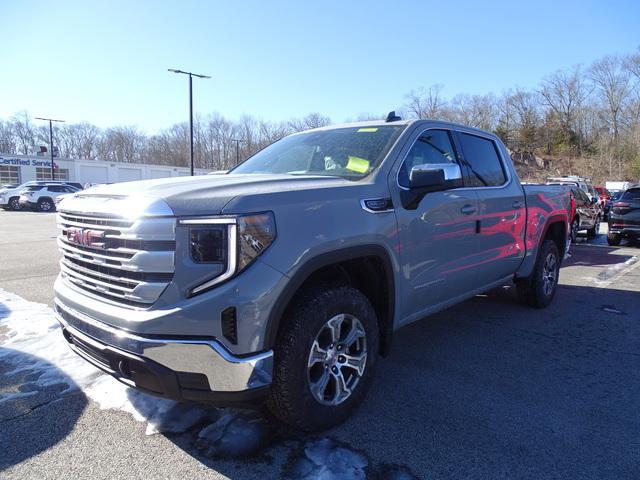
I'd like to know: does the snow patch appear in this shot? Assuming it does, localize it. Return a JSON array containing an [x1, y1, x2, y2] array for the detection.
[[196, 410, 270, 458], [0, 289, 205, 434], [286, 438, 368, 480]]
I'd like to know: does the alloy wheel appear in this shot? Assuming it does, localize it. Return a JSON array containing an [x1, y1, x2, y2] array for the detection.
[[542, 252, 558, 296], [307, 313, 367, 406]]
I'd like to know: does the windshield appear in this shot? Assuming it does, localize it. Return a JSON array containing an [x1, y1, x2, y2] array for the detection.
[[231, 125, 405, 180]]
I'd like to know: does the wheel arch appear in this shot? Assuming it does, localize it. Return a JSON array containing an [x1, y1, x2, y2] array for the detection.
[[516, 214, 568, 279], [265, 245, 396, 356]]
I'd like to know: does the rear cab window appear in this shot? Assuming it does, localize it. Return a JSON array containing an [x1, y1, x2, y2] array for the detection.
[[457, 133, 506, 187]]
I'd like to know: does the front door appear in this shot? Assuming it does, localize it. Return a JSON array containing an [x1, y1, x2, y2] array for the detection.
[[390, 128, 480, 324]]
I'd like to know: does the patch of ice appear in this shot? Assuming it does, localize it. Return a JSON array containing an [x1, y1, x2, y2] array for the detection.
[[286, 438, 368, 480]]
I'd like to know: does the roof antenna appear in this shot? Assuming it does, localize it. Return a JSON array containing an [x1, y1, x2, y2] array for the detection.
[[386, 111, 401, 122]]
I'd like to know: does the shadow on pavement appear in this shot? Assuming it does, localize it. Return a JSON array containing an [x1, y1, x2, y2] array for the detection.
[[0, 347, 87, 470], [136, 280, 639, 479], [329, 282, 639, 479], [568, 243, 637, 267]]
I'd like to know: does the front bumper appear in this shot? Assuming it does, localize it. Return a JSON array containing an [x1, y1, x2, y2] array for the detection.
[[55, 298, 273, 405]]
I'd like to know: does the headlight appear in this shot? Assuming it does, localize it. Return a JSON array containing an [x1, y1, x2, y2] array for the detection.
[[237, 212, 276, 270], [182, 212, 276, 295]]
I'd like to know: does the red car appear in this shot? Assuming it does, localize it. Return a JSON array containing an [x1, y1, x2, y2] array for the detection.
[[595, 186, 612, 219]]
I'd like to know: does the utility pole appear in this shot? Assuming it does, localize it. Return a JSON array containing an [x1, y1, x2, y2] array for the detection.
[[168, 69, 211, 176], [35, 117, 65, 180], [231, 138, 245, 165]]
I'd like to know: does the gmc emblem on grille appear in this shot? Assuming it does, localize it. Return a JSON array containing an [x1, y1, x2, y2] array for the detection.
[[66, 228, 106, 249]]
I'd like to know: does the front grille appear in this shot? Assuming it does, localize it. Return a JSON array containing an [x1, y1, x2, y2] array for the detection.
[[57, 211, 175, 308]]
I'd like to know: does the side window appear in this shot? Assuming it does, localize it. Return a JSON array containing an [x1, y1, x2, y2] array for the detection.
[[458, 133, 506, 187], [398, 129, 457, 188], [48, 185, 62, 193]]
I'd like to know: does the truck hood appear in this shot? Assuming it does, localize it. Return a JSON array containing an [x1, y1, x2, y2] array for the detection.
[[59, 174, 349, 217]]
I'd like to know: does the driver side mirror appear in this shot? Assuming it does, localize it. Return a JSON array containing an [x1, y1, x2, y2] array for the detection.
[[402, 163, 463, 210], [408, 163, 462, 189]]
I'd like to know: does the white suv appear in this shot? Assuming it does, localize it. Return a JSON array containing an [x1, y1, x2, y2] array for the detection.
[[18, 184, 80, 212]]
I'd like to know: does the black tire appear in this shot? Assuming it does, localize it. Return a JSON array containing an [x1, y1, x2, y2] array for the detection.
[[607, 233, 621, 246], [516, 239, 560, 308], [268, 285, 379, 432], [570, 218, 579, 243], [8, 196, 20, 211], [587, 217, 600, 238], [36, 198, 54, 212]]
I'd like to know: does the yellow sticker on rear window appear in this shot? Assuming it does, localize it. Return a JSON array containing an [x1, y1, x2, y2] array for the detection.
[[346, 156, 370, 173], [357, 127, 378, 132]]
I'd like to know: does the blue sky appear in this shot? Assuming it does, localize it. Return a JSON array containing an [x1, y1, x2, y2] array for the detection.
[[1, 0, 638, 134]]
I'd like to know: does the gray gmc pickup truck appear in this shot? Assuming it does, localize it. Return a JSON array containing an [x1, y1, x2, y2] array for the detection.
[[54, 118, 571, 431]]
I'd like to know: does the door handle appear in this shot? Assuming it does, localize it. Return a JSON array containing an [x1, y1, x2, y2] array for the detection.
[[460, 204, 476, 215], [512, 200, 524, 209]]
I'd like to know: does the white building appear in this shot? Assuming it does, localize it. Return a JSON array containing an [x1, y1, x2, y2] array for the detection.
[[0, 153, 212, 186]]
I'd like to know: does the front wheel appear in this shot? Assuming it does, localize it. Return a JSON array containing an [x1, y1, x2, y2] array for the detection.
[[516, 239, 560, 308], [607, 233, 621, 246], [36, 198, 54, 212], [268, 286, 379, 432], [570, 218, 579, 243]]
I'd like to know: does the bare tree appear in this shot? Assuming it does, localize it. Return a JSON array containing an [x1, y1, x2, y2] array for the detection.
[[539, 66, 591, 153], [0, 120, 16, 154], [448, 93, 497, 131], [98, 126, 145, 163], [63, 123, 101, 159], [11, 111, 35, 155], [405, 84, 447, 120], [589, 55, 632, 176], [509, 89, 540, 151], [289, 112, 331, 132]]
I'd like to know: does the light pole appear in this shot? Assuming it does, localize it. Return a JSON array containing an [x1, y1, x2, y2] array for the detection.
[[168, 68, 211, 176], [35, 117, 65, 180], [231, 138, 245, 165]]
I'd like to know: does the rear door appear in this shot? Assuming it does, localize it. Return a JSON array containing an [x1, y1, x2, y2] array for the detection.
[[453, 131, 526, 286]]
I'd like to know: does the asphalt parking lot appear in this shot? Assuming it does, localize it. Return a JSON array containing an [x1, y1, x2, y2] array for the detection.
[[1, 210, 639, 479]]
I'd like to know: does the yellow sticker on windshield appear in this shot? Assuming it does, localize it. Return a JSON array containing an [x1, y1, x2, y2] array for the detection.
[[357, 127, 378, 132], [346, 156, 370, 173]]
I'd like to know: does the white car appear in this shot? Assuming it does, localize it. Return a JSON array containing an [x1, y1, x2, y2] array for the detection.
[[1, 181, 82, 211], [18, 184, 81, 212]]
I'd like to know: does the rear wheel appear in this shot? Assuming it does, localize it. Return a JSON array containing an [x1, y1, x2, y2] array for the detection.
[[516, 239, 560, 308], [268, 286, 379, 432], [36, 198, 53, 212], [607, 233, 622, 246]]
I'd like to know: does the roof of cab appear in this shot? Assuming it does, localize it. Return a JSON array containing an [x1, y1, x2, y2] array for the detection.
[[304, 118, 498, 139]]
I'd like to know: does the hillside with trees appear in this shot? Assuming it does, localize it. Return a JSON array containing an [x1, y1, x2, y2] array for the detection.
[[1, 50, 639, 183]]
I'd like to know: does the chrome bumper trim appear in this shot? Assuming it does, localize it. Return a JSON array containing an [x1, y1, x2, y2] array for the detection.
[[54, 298, 273, 392]]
